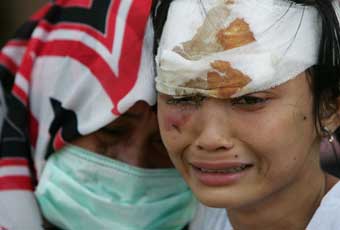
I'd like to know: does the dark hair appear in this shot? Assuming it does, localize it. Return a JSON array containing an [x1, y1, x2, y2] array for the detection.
[[303, 0, 340, 175], [152, 0, 340, 132], [293, 0, 340, 130], [152, 0, 173, 56]]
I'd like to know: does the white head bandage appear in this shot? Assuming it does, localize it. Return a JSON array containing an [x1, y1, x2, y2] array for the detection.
[[156, 0, 321, 98]]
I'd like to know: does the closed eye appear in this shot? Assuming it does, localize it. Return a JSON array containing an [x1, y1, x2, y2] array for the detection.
[[230, 94, 270, 111], [231, 96, 267, 105], [166, 95, 206, 106], [101, 126, 126, 136]]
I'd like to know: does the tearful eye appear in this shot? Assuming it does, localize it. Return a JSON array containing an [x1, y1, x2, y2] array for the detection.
[[166, 95, 206, 106], [231, 96, 267, 105], [100, 126, 126, 137], [95, 126, 128, 147]]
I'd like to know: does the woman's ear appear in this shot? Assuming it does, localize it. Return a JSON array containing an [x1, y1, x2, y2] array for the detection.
[[322, 97, 340, 133]]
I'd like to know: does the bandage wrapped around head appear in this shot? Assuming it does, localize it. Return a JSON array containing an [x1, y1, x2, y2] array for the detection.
[[156, 0, 321, 98]]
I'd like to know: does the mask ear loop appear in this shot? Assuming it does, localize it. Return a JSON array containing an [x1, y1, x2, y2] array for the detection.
[[323, 127, 340, 171]]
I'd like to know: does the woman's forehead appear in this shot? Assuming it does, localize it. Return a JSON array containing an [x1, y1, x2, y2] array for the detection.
[[155, 0, 321, 99]]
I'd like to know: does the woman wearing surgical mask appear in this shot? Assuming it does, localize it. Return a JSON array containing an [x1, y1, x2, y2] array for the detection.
[[0, 1, 196, 229], [154, 0, 340, 229]]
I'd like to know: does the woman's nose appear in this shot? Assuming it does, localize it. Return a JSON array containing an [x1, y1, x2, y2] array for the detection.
[[195, 127, 234, 153], [194, 102, 234, 153]]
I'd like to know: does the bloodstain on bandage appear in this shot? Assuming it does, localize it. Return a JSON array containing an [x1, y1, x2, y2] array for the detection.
[[217, 18, 256, 50], [181, 60, 251, 98], [207, 60, 251, 98], [169, 5, 255, 98]]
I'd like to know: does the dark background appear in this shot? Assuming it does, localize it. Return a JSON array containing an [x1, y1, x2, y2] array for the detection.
[[0, 1, 46, 47]]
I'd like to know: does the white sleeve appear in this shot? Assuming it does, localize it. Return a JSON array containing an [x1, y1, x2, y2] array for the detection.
[[189, 202, 232, 230]]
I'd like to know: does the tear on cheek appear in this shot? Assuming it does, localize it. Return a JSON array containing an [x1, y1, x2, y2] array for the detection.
[[163, 113, 192, 133]]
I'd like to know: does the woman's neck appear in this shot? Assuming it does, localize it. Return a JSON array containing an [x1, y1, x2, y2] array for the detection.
[[227, 168, 328, 230]]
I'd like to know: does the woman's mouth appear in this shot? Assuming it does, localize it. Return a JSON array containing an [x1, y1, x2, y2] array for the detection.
[[190, 162, 253, 186], [198, 164, 248, 173]]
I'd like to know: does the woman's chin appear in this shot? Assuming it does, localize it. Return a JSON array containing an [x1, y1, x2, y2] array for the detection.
[[191, 185, 251, 209]]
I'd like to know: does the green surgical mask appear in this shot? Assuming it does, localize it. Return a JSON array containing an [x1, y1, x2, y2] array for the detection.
[[35, 145, 197, 230]]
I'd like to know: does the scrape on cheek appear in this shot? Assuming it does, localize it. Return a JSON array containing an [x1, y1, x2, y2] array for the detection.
[[163, 111, 192, 133]]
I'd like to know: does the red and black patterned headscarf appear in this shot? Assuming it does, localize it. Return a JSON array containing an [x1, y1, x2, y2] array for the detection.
[[0, 1, 155, 229]]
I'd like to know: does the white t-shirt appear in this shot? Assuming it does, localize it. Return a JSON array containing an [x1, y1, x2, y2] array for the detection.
[[190, 182, 340, 230]]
